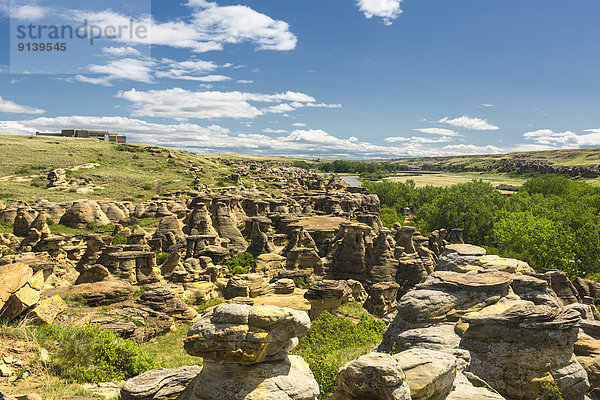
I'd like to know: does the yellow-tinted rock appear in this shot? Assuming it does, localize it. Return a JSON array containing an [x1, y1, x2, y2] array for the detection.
[[25, 295, 67, 325], [0, 263, 33, 308]]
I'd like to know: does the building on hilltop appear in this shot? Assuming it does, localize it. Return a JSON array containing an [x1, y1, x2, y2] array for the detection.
[[36, 129, 126, 143]]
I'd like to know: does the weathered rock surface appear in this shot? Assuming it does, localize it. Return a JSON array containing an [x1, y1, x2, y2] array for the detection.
[[121, 366, 202, 400], [460, 304, 589, 400], [330, 353, 411, 400], [184, 304, 310, 364], [180, 355, 319, 400]]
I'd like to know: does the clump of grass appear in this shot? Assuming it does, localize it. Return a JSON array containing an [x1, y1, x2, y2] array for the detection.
[[37, 324, 157, 383], [291, 311, 385, 399], [111, 234, 128, 245], [225, 252, 254, 275], [196, 297, 224, 311], [139, 324, 201, 368], [155, 252, 170, 265]]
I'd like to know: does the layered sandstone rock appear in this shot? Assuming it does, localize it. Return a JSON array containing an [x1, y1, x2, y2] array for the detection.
[[330, 353, 411, 400], [180, 304, 319, 400], [460, 304, 589, 399], [304, 279, 351, 320]]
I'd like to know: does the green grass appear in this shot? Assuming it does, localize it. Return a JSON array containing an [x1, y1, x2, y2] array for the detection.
[[291, 312, 385, 399], [0, 222, 13, 234], [139, 323, 201, 368], [0, 135, 228, 202], [48, 223, 116, 235]]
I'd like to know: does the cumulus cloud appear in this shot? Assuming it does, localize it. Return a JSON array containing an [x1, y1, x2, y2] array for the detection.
[[0, 96, 45, 114], [356, 0, 402, 25], [413, 128, 459, 136], [116, 88, 338, 120], [102, 46, 142, 57], [385, 136, 454, 144], [522, 128, 600, 148], [73, 1, 296, 53], [263, 128, 287, 133], [0, 116, 506, 159], [10, 4, 48, 20], [439, 115, 500, 131], [292, 123, 307, 127], [442, 144, 503, 154]]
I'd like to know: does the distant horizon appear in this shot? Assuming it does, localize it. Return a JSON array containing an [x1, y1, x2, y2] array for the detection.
[[0, 0, 599, 159]]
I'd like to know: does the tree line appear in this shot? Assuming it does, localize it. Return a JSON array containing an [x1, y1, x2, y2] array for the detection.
[[364, 176, 600, 278]]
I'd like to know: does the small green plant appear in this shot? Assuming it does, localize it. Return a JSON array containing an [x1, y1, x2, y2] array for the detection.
[[538, 382, 565, 400], [225, 252, 254, 275], [111, 234, 128, 245], [196, 297, 224, 311], [133, 286, 147, 298], [1, 249, 15, 257], [293, 277, 309, 289], [37, 324, 156, 383], [156, 252, 170, 265], [62, 293, 86, 307], [291, 312, 385, 399], [141, 183, 153, 191]]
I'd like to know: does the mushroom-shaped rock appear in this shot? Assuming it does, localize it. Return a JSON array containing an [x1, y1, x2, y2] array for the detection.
[[184, 304, 310, 365], [364, 281, 400, 317], [437, 244, 486, 273], [330, 353, 411, 400], [304, 279, 351, 320]]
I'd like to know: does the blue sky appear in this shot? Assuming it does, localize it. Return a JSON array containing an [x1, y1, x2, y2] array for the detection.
[[0, 0, 599, 158]]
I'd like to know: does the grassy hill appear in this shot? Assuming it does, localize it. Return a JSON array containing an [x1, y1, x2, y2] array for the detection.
[[0, 135, 236, 203], [400, 148, 600, 170]]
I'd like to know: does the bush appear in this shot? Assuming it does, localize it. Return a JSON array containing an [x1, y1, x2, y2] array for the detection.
[[291, 312, 385, 399], [38, 324, 156, 383], [293, 160, 314, 170], [225, 252, 254, 275], [156, 252, 170, 265], [111, 235, 127, 245]]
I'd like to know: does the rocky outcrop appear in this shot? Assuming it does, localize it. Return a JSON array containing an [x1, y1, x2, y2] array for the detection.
[[460, 304, 589, 400], [304, 279, 351, 319], [180, 304, 319, 400], [211, 201, 247, 252], [364, 281, 400, 317], [0, 263, 43, 321], [326, 222, 372, 282], [330, 353, 411, 400], [60, 201, 111, 228], [121, 366, 202, 400]]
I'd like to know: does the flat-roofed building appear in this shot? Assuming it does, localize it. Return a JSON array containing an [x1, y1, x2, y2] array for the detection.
[[36, 129, 126, 143]]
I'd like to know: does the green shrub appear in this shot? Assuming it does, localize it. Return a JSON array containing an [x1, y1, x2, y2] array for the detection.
[[538, 382, 565, 400], [293, 277, 309, 289], [156, 252, 170, 265], [38, 324, 156, 383], [111, 235, 128, 245], [225, 252, 254, 275], [291, 312, 385, 399], [293, 160, 314, 170], [141, 183, 153, 191]]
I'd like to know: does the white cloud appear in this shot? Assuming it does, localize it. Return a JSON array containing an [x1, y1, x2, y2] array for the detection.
[[116, 88, 326, 120], [439, 115, 500, 131], [74, 1, 296, 53], [523, 128, 600, 148], [480, 103, 495, 108], [0, 96, 45, 114], [263, 128, 287, 133], [356, 0, 402, 25], [442, 144, 502, 154], [292, 123, 307, 127], [413, 128, 459, 136], [0, 116, 507, 159], [385, 136, 454, 144], [11, 4, 48, 20], [79, 58, 154, 86], [102, 46, 142, 57], [237, 80, 254, 85]]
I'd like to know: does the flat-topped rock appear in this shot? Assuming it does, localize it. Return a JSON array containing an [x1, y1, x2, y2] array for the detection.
[[121, 366, 202, 400], [460, 304, 589, 400], [184, 304, 310, 365]]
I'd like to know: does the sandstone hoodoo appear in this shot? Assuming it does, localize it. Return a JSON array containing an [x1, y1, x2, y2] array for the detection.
[[4, 154, 600, 400], [179, 304, 320, 399]]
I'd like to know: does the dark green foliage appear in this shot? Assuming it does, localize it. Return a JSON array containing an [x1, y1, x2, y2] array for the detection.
[[111, 235, 127, 245], [369, 176, 600, 277], [155, 252, 170, 265], [293, 160, 314, 170], [38, 324, 156, 383], [225, 252, 255, 275], [291, 312, 385, 399], [317, 160, 410, 175], [293, 277, 310, 289], [538, 382, 565, 400], [380, 206, 403, 228]]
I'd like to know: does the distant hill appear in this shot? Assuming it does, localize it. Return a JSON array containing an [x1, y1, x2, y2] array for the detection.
[[400, 148, 600, 178]]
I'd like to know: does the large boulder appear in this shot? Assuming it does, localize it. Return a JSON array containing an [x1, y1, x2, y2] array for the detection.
[[460, 304, 589, 400], [393, 348, 457, 400], [60, 201, 111, 228], [184, 304, 310, 364], [179, 355, 319, 400], [330, 353, 411, 400], [121, 366, 202, 400]]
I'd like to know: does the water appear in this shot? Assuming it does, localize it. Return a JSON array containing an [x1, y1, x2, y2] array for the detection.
[[341, 176, 362, 187]]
